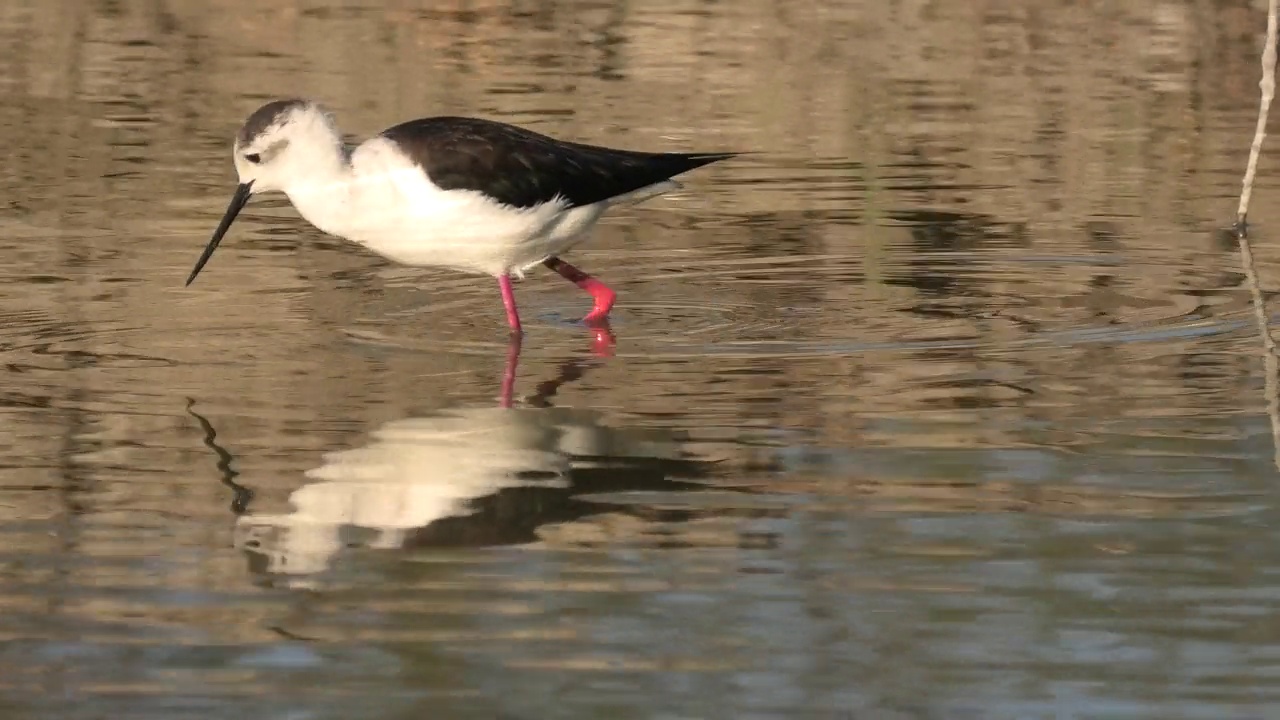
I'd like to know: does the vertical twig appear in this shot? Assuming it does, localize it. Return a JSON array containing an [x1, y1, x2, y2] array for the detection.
[[1236, 0, 1280, 469], [1237, 0, 1280, 231]]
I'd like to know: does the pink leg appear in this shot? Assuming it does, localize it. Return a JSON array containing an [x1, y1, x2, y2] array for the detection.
[[543, 257, 616, 324], [498, 274, 522, 335]]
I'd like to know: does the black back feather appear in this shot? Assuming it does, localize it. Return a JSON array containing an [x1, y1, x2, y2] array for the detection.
[[380, 117, 734, 209]]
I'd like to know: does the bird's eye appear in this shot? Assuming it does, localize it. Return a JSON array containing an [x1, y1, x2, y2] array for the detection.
[[244, 153, 261, 164]]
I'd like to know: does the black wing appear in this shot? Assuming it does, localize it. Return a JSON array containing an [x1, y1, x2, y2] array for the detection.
[[380, 116, 734, 209]]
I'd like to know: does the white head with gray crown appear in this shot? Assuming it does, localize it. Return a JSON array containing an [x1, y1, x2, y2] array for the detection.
[[186, 98, 343, 286], [232, 98, 343, 194]]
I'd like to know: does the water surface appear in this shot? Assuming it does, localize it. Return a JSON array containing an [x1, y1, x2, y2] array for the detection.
[[2, 1, 1280, 718]]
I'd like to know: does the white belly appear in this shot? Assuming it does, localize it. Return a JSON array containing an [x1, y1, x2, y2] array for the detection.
[[347, 192, 608, 277]]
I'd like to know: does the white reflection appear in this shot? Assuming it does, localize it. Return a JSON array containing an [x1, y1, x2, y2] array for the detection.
[[234, 406, 684, 577]]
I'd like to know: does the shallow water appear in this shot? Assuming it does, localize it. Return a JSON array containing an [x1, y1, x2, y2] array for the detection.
[[3, 0, 1280, 717]]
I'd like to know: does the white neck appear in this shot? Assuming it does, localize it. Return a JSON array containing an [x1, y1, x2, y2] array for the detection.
[[279, 140, 353, 237]]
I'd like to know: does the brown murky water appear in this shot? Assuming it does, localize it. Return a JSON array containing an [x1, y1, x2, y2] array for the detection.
[[3, 0, 1280, 717]]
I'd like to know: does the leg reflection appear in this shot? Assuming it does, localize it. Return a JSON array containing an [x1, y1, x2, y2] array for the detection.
[[499, 334, 522, 409], [527, 358, 589, 408], [498, 322, 616, 408]]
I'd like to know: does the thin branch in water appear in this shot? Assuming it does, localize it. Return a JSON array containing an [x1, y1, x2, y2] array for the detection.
[[1235, 0, 1280, 470], [1238, 0, 1280, 233]]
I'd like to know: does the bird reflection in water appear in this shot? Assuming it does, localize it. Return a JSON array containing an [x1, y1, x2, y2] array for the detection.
[[224, 336, 713, 583]]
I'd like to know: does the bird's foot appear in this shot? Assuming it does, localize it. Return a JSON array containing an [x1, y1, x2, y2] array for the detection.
[[578, 278, 616, 324]]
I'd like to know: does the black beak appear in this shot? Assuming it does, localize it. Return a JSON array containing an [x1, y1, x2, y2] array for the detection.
[[186, 181, 253, 286]]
